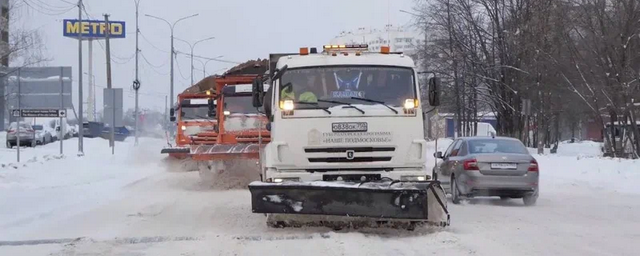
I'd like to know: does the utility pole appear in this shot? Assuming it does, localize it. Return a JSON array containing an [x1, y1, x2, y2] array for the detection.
[[88, 40, 93, 122], [133, 0, 141, 145], [104, 14, 115, 154], [77, 0, 84, 155]]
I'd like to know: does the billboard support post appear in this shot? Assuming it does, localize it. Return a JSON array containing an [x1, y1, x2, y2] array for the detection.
[[60, 67, 64, 155], [77, 0, 84, 156], [16, 69, 20, 163]]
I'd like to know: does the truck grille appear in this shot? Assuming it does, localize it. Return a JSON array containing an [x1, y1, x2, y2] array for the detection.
[[304, 147, 395, 153], [305, 146, 394, 163], [308, 157, 392, 163]]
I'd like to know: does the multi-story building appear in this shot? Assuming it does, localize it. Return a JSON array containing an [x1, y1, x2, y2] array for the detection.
[[329, 25, 423, 56], [1, 0, 8, 67]]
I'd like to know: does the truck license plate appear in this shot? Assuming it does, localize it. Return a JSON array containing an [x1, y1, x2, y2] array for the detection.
[[491, 163, 518, 169], [332, 122, 368, 132]]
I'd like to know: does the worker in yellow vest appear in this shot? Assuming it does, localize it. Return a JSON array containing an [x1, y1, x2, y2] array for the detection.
[[281, 74, 318, 103]]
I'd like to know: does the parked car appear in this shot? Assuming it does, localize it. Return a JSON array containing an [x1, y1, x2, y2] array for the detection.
[[33, 124, 52, 145], [434, 136, 539, 206], [6, 122, 37, 148]]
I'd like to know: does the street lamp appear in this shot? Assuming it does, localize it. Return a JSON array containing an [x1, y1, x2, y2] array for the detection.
[[174, 36, 216, 85], [144, 13, 198, 131], [194, 55, 224, 78]]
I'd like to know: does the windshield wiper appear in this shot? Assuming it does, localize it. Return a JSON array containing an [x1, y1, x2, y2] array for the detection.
[[350, 97, 398, 114], [294, 101, 332, 114], [317, 99, 365, 114]]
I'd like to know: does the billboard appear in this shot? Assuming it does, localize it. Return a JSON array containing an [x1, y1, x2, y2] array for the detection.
[[103, 88, 123, 127], [63, 19, 126, 39], [2, 67, 73, 110]]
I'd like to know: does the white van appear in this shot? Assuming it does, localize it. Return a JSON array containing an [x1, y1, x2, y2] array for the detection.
[[476, 122, 497, 137]]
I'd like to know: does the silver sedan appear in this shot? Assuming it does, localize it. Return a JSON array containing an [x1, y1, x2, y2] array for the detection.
[[434, 137, 539, 206]]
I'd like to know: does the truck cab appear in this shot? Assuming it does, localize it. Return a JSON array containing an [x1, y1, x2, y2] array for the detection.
[[171, 91, 217, 147], [255, 44, 440, 183]]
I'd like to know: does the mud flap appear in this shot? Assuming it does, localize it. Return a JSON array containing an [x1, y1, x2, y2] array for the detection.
[[248, 181, 449, 226]]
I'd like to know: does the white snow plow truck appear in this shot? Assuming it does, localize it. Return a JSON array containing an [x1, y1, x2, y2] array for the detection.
[[248, 44, 449, 229]]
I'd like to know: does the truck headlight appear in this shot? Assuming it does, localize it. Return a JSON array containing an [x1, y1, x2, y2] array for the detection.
[[181, 125, 187, 131], [223, 110, 231, 116], [401, 175, 428, 181], [280, 100, 295, 111], [403, 99, 417, 109], [403, 99, 418, 114], [272, 177, 300, 183]]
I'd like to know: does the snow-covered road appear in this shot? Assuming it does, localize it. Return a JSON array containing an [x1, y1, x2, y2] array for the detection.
[[0, 138, 638, 255]]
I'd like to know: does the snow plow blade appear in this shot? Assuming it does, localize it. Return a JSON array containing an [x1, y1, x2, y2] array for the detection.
[[160, 144, 262, 160], [160, 147, 190, 154], [248, 180, 449, 227], [190, 144, 261, 160]]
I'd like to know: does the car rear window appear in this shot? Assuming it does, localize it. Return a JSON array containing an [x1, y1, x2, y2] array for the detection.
[[468, 139, 528, 154], [33, 125, 43, 130]]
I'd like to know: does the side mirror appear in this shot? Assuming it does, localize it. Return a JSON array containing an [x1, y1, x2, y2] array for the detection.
[[435, 151, 444, 159], [169, 108, 176, 122], [272, 65, 288, 81], [252, 78, 264, 108], [208, 98, 217, 118], [428, 77, 440, 107]]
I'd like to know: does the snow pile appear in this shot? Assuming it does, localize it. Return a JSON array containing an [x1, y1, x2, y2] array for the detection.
[[0, 137, 167, 240], [555, 140, 602, 157], [539, 155, 640, 195]]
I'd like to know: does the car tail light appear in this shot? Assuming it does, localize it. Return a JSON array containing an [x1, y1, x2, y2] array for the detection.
[[463, 159, 479, 171], [528, 160, 539, 172]]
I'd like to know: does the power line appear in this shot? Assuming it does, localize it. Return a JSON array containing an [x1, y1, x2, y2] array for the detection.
[[34, 0, 74, 10], [173, 54, 189, 81], [140, 52, 168, 75], [140, 51, 167, 68], [22, 0, 75, 16], [58, 0, 76, 5], [139, 31, 169, 53], [175, 51, 241, 64]]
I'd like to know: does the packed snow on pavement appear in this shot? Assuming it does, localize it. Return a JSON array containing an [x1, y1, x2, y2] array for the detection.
[[0, 137, 639, 255]]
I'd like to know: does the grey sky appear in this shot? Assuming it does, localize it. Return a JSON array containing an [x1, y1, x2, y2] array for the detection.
[[20, 0, 415, 112]]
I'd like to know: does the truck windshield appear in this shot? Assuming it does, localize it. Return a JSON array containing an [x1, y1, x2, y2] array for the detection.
[[224, 96, 258, 114], [181, 106, 211, 120], [279, 66, 416, 108]]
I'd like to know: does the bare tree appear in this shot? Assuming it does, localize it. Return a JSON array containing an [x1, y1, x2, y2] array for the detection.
[[412, 0, 640, 158]]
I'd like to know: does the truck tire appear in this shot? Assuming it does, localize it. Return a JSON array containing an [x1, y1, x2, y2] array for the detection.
[[31, 140, 36, 147], [6, 141, 12, 148]]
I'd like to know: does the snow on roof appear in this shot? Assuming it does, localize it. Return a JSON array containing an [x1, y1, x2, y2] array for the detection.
[[7, 76, 72, 82]]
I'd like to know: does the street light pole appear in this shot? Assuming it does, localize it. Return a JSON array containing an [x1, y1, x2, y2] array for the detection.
[[145, 13, 198, 136], [174, 36, 215, 85], [133, 0, 142, 145]]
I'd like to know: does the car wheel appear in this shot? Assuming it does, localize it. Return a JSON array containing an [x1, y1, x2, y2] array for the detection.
[[6, 141, 12, 149], [31, 140, 36, 147], [523, 194, 537, 206], [451, 176, 461, 205]]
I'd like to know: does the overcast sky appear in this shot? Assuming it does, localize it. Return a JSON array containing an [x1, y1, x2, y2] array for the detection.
[[19, 0, 416, 113]]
